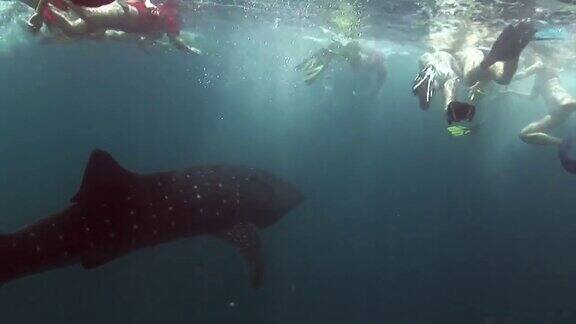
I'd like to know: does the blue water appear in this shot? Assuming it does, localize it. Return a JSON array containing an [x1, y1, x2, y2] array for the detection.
[[1, 11, 576, 324]]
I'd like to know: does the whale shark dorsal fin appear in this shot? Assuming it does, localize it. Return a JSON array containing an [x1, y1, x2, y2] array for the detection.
[[71, 149, 134, 204], [217, 222, 263, 289]]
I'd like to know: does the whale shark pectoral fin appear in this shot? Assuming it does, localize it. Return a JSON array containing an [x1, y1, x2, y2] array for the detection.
[[217, 222, 263, 288]]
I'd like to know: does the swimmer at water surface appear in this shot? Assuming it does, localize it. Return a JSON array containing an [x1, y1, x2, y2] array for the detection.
[[26, 0, 201, 55]]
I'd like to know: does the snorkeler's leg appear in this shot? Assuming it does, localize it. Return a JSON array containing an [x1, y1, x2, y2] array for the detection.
[[493, 58, 519, 85], [443, 77, 458, 112], [514, 58, 544, 81], [460, 49, 488, 87], [519, 113, 568, 146], [47, 4, 88, 36]]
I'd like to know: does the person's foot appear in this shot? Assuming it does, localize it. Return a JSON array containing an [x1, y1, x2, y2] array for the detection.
[[26, 13, 43, 34]]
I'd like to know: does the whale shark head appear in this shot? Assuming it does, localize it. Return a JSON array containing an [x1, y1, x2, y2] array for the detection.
[[236, 169, 304, 228]]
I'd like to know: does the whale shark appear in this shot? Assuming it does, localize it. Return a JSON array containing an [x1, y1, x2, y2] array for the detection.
[[0, 150, 303, 288]]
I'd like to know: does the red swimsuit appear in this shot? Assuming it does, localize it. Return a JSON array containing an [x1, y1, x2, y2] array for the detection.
[[125, 1, 181, 35]]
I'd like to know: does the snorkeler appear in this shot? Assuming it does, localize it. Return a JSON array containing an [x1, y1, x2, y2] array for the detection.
[[505, 56, 576, 147], [34, 0, 201, 55], [412, 51, 475, 125], [297, 39, 387, 97], [431, 20, 537, 127], [26, 0, 157, 32]]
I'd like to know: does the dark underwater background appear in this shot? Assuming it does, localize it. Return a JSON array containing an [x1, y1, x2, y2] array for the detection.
[[0, 7, 576, 324]]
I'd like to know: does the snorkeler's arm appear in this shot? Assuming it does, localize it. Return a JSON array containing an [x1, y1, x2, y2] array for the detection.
[[27, 0, 49, 32], [302, 36, 333, 47], [92, 30, 147, 44], [504, 90, 530, 98], [512, 74, 542, 99], [169, 34, 202, 55], [131, 0, 159, 15], [514, 68, 537, 81], [143, 0, 156, 9], [443, 77, 459, 110], [514, 58, 545, 80], [450, 55, 463, 79], [100, 30, 131, 41]]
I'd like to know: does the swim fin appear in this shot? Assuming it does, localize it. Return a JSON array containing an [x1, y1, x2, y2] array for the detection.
[[297, 47, 337, 85], [412, 65, 437, 110], [302, 61, 327, 85], [481, 20, 537, 69], [446, 101, 476, 125]]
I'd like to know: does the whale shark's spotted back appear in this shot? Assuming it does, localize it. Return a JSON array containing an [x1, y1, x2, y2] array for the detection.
[[0, 150, 303, 288]]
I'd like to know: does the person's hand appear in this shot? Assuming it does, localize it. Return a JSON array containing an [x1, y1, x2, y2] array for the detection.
[[188, 47, 202, 56], [144, 1, 159, 16], [26, 13, 43, 34], [468, 81, 485, 102], [148, 7, 159, 16]]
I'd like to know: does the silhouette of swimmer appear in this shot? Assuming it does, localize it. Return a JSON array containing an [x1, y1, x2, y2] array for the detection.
[[559, 135, 576, 174]]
